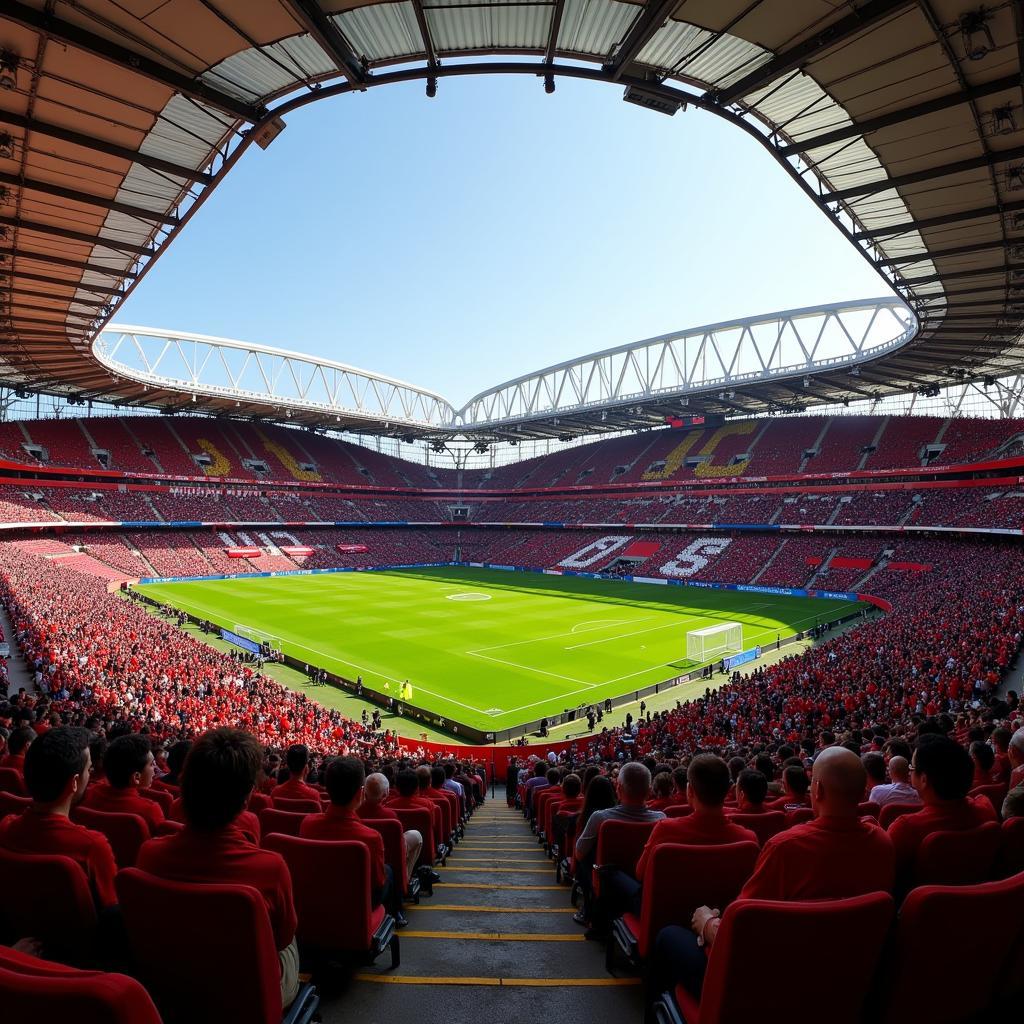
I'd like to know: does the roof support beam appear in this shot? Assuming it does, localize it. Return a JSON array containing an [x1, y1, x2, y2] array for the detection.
[[0, 109, 213, 186], [824, 144, 1024, 204], [0, 170, 178, 226], [778, 73, 1021, 157], [1, 248, 137, 279], [0, 214, 152, 258], [605, 0, 681, 81], [896, 264, 1024, 288], [544, 0, 566, 66], [411, 0, 439, 68], [0, 270, 124, 295], [852, 200, 1024, 241], [0, 288, 107, 311], [281, 0, 367, 87], [4, 298, 95, 319], [877, 238, 1014, 267], [2, 1, 263, 122], [707, 0, 914, 106]]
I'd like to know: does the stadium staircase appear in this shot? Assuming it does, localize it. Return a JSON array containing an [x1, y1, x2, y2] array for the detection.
[[330, 803, 642, 1022]]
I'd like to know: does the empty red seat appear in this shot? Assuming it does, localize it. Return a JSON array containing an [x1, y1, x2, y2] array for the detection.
[[879, 802, 921, 829], [913, 821, 1001, 887], [116, 868, 319, 1024], [877, 871, 1024, 1023], [391, 806, 435, 870], [0, 791, 30, 817], [264, 834, 399, 969], [727, 811, 786, 846], [0, 945, 162, 1024], [70, 806, 150, 868], [613, 841, 759, 964], [969, 782, 1008, 818], [258, 808, 308, 842], [653, 892, 894, 1024]]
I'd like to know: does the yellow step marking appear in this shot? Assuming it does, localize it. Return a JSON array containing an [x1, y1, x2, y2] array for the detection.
[[447, 857, 547, 863], [354, 975, 642, 987], [401, 931, 583, 942], [451, 846, 546, 852], [406, 905, 575, 913], [439, 866, 553, 874], [433, 882, 564, 891]]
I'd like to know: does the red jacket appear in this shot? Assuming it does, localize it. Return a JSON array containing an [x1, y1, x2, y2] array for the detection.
[[271, 777, 321, 802], [300, 805, 386, 889], [84, 783, 165, 832], [636, 811, 758, 882]]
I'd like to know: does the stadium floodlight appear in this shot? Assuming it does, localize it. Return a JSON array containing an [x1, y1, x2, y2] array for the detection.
[[0, 52, 16, 91], [426, 77, 437, 98], [544, 76, 555, 95], [686, 622, 743, 663], [959, 8, 995, 61], [992, 104, 1017, 136], [623, 84, 682, 116]]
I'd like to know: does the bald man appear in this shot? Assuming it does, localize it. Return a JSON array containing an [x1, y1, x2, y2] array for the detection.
[[652, 748, 895, 1003], [868, 755, 921, 809]]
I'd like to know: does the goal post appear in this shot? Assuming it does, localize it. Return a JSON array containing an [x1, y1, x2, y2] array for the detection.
[[686, 622, 743, 663], [231, 623, 283, 652]]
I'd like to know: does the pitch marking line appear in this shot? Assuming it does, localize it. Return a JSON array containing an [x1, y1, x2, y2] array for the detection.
[[467, 617, 654, 655], [563, 620, 680, 651], [570, 618, 635, 633]]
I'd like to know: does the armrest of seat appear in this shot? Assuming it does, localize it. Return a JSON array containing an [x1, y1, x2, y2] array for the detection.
[[282, 981, 320, 1024]]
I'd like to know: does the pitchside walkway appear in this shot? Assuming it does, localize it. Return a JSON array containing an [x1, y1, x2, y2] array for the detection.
[[324, 804, 643, 1022]]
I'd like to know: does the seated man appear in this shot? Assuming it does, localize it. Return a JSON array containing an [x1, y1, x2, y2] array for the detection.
[[767, 764, 811, 810], [728, 769, 770, 815], [969, 741, 997, 790], [136, 728, 300, 1009], [888, 734, 997, 881], [83, 734, 164, 832], [868, 755, 920, 809], [652, 747, 895, 1003], [357, 771, 423, 887], [1010, 728, 1024, 791], [862, 753, 887, 799], [534, 767, 562, 828], [551, 773, 584, 852], [647, 772, 675, 811], [0, 725, 117, 910], [0, 725, 36, 774], [271, 744, 320, 802], [301, 757, 405, 927], [389, 768, 441, 884]]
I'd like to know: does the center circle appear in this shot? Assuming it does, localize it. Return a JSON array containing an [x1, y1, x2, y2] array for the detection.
[[446, 593, 492, 602]]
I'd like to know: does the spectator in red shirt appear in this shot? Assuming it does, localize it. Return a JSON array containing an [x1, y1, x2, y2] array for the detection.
[[728, 769, 771, 815], [0, 725, 35, 774], [301, 756, 405, 926], [0, 725, 118, 912], [767, 764, 810, 810], [358, 771, 422, 886], [83, 734, 164, 832], [969, 741, 997, 790], [991, 728, 1012, 785], [552, 773, 584, 853], [389, 769, 441, 885], [271, 744, 320, 803], [888, 734, 997, 882], [136, 728, 299, 1009], [647, 771, 675, 811], [656, 747, 895, 1003]]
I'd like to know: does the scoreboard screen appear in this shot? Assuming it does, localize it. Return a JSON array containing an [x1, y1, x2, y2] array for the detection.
[[663, 413, 724, 430]]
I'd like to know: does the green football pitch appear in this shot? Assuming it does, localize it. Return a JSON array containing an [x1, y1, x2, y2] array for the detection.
[[138, 567, 854, 734]]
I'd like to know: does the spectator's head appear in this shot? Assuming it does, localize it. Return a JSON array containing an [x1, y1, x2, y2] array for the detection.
[[992, 727, 1011, 755], [165, 740, 191, 782], [1007, 729, 1024, 769], [104, 734, 154, 791], [884, 738, 913, 762], [8, 726, 35, 758], [324, 756, 365, 809], [443, 762, 455, 779], [810, 746, 867, 817], [534, 760, 548, 778], [582, 775, 616, 820], [416, 765, 431, 791], [782, 764, 810, 801], [431, 766, 445, 789], [396, 768, 418, 798], [911, 735, 974, 803], [546, 768, 560, 786], [651, 771, 673, 800], [181, 728, 262, 831], [754, 754, 775, 782], [686, 754, 731, 810], [727, 756, 745, 783], [285, 744, 309, 779], [23, 726, 92, 809], [365, 772, 389, 803], [1002, 784, 1024, 821], [563, 773, 582, 799], [616, 762, 652, 805], [671, 765, 688, 797], [888, 756, 911, 784], [970, 741, 995, 775], [862, 752, 886, 789], [736, 769, 768, 810]]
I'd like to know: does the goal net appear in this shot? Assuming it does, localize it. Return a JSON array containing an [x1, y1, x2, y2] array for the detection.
[[232, 624, 283, 653], [686, 622, 743, 663]]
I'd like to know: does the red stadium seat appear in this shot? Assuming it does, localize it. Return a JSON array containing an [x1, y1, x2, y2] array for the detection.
[[263, 834, 399, 969], [248, 792, 272, 814], [0, 945, 162, 1024], [876, 871, 1024, 1024], [271, 797, 322, 814], [652, 893, 894, 1024], [116, 868, 319, 1024], [258, 808, 308, 841], [0, 791, 30, 817], [785, 807, 814, 828], [612, 841, 759, 965], [70, 806, 150, 868], [391, 807, 436, 872], [879, 802, 922, 829], [664, 805, 693, 818], [858, 801, 881, 820], [0, 767, 26, 795], [0, 848, 98, 962], [362, 817, 420, 901], [592, 819, 658, 898], [969, 783, 1008, 818], [139, 787, 173, 814], [727, 811, 786, 845], [998, 817, 1024, 877], [913, 821, 1002, 887]]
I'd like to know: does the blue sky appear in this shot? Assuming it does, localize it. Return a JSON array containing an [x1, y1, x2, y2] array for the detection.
[[117, 74, 891, 404]]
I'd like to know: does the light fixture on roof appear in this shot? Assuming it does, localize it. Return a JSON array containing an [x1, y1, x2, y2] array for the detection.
[[992, 104, 1017, 135], [544, 76, 555, 95], [1006, 165, 1024, 191], [803, 376, 811, 387], [0, 52, 16, 91], [0, 133, 12, 159], [959, 7, 995, 60], [1011, 212, 1024, 231], [426, 77, 437, 99]]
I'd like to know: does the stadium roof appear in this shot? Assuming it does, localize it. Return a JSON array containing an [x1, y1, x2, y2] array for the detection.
[[1, 0, 1023, 437]]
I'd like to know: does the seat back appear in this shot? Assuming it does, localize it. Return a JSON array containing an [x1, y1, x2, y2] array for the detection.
[[0, 847, 98, 955], [879, 871, 1024, 1024], [271, 796, 322, 814], [858, 801, 881, 820], [534, 787, 556, 828], [247, 791, 272, 814], [0, 946, 162, 1024], [362, 817, 409, 894], [0, 790, 30, 817], [879, 802, 921, 829], [728, 812, 786, 846], [913, 821, 1001, 887], [257, 807, 308, 841], [70, 806, 150, 868], [263, 833, 375, 951], [696, 894, 894, 1024], [785, 807, 814, 828], [998, 817, 1024, 877], [664, 804, 692, 818], [392, 806, 433, 866], [545, 798, 565, 847], [594, 818, 658, 894], [116, 867, 281, 1024], [139, 787, 172, 814], [969, 783, 1008, 818], [636, 842, 759, 959], [0, 767, 26, 795]]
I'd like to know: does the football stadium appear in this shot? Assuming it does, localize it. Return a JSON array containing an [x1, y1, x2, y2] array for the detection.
[[0, 1, 1023, 1021]]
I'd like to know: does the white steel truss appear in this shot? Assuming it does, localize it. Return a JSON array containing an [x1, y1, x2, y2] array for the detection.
[[94, 325, 457, 428], [454, 298, 916, 431]]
